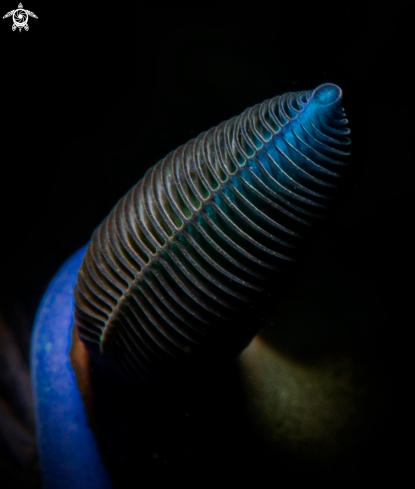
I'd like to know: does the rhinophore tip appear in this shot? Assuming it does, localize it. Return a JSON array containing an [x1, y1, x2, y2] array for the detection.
[[312, 83, 342, 105]]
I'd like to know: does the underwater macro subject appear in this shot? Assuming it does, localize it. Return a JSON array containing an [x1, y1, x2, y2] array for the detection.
[[31, 82, 355, 488]]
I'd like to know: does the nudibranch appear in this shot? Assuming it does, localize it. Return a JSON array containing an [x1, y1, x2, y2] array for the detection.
[[31, 83, 350, 488]]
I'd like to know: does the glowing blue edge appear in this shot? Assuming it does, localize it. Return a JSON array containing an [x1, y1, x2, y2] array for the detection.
[[30, 246, 113, 489]]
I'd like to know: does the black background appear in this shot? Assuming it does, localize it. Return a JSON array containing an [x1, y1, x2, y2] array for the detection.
[[0, 1, 412, 486]]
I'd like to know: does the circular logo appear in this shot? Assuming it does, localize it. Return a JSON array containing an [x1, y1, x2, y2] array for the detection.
[[12, 8, 28, 28]]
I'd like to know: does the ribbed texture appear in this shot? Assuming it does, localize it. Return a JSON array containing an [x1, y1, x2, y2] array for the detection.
[[74, 83, 350, 386]]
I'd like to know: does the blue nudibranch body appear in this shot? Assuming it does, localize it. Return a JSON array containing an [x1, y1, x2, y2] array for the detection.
[[31, 83, 350, 487], [31, 246, 113, 489]]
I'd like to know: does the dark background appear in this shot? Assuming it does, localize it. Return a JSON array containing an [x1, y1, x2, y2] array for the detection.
[[0, 1, 412, 487]]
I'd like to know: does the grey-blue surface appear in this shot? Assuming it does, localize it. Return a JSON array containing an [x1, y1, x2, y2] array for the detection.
[[31, 245, 113, 489]]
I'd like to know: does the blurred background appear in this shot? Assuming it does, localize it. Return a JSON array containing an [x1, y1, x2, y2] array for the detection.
[[0, 2, 412, 487]]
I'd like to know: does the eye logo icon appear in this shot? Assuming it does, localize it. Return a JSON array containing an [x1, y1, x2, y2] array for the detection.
[[3, 3, 38, 31]]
